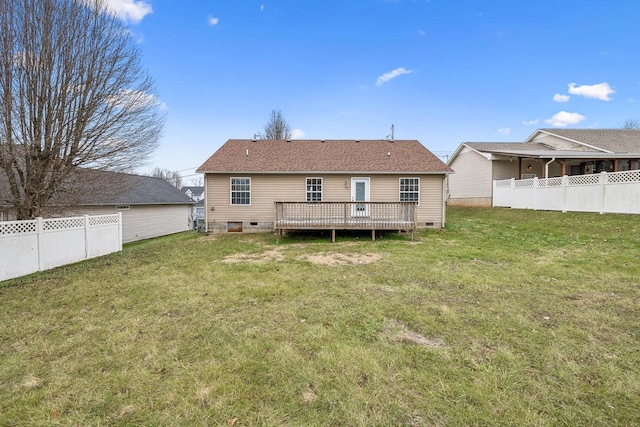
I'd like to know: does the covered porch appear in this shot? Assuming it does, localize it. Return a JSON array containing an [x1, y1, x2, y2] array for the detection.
[[274, 201, 417, 242], [512, 155, 640, 179]]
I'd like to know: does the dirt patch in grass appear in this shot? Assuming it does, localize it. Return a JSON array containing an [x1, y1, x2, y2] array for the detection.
[[223, 247, 286, 263], [382, 319, 446, 349], [298, 252, 383, 266]]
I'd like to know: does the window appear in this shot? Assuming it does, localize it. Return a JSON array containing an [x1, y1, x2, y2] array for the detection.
[[306, 177, 323, 202], [230, 177, 251, 205], [400, 178, 419, 203]]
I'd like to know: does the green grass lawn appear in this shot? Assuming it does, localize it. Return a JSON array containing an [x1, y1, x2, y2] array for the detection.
[[1, 207, 639, 426]]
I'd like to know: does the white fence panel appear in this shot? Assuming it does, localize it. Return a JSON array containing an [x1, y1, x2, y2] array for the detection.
[[40, 217, 87, 271], [492, 179, 513, 207], [493, 170, 640, 214], [0, 214, 122, 282], [87, 214, 122, 257], [0, 220, 40, 280]]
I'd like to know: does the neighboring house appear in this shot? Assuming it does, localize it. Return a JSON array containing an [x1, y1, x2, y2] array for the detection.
[[447, 128, 640, 207], [0, 170, 194, 243], [182, 186, 204, 202], [196, 139, 453, 236], [182, 186, 205, 229]]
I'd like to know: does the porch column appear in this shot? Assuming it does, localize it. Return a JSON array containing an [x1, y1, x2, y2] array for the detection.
[[559, 160, 567, 176]]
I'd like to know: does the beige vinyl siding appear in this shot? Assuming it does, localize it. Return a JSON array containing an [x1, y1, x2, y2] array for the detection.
[[492, 160, 519, 181], [205, 173, 446, 229], [448, 148, 492, 205], [65, 204, 192, 243]]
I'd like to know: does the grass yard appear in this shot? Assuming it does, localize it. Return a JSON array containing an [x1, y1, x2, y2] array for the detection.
[[1, 207, 639, 426]]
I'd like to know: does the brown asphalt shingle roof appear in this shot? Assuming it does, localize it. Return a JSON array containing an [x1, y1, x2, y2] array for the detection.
[[196, 139, 453, 174]]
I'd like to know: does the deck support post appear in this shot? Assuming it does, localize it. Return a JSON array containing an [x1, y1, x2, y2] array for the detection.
[[331, 229, 336, 243], [372, 229, 375, 241]]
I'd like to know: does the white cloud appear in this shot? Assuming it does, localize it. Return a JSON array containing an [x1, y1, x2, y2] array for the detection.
[[497, 128, 511, 135], [106, 89, 164, 111], [545, 111, 585, 127], [260, 4, 265, 11], [417, 29, 426, 36], [553, 93, 570, 103], [101, 0, 152, 24], [522, 119, 540, 126], [208, 17, 219, 26], [568, 82, 615, 101], [290, 129, 305, 139], [376, 67, 413, 86]]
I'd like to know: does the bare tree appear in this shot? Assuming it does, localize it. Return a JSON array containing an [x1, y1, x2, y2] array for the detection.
[[0, 0, 164, 219], [151, 167, 182, 189], [262, 109, 292, 140], [190, 175, 204, 187], [622, 118, 640, 129]]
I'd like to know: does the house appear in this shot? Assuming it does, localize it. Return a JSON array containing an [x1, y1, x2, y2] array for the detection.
[[196, 139, 453, 239], [447, 128, 640, 207], [1, 169, 194, 243], [182, 186, 205, 229], [182, 186, 204, 202]]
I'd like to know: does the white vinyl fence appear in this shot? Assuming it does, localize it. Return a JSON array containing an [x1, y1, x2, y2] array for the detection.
[[493, 170, 640, 214], [0, 213, 122, 282]]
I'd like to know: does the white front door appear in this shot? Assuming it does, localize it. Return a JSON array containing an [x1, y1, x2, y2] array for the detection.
[[351, 177, 370, 216]]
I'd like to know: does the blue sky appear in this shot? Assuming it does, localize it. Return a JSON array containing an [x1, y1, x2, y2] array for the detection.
[[107, 0, 640, 182]]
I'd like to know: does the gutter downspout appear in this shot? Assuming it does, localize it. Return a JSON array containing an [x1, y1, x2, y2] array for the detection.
[[545, 157, 556, 179]]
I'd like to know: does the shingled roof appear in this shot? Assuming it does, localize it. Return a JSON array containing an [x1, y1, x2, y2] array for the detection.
[[197, 139, 453, 174], [533, 128, 640, 153], [0, 168, 193, 208]]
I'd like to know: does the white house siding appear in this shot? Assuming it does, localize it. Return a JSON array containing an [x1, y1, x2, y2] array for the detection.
[[448, 148, 493, 207], [205, 173, 446, 232], [68, 205, 191, 243]]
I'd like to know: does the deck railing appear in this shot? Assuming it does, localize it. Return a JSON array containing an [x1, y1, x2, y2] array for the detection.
[[274, 201, 416, 241]]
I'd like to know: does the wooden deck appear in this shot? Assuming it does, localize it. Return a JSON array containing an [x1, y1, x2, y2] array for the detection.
[[274, 201, 417, 242]]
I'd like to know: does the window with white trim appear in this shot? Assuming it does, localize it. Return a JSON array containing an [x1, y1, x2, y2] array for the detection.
[[230, 177, 251, 205], [306, 177, 323, 202], [399, 178, 419, 203]]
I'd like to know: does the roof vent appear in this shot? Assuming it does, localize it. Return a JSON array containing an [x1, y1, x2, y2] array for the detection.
[[286, 139, 291, 142], [245, 149, 249, 157], [320, 140, 325, 143], [387, 152, 391, 157], [355, 140, 360, 143]]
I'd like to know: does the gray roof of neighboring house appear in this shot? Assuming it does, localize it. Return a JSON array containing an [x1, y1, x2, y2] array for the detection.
[[182, 186, 204, 196], [0, 168, 193, 208], [78, 170, 194, 205], [465, 142, 550, 152], [534, 128, 640, 153], [451, 129, 640, 163]]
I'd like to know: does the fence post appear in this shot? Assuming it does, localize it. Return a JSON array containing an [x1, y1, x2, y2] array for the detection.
[[533, 177, 539, 210], [36, 217, 44, 272], [562, 175, 568, 213], [118, 212, 123, 249], [600, 172, 607, 214], [84, 215, 90, 260]]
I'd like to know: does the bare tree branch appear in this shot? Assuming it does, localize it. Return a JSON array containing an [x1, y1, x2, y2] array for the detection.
[[262, 109, 292, 140], [151, 167, 182, 189], [622, 118, 640, 129], [0, 0, 164, 219]]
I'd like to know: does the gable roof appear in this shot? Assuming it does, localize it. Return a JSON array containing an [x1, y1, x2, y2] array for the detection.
[[530, 128, 640, 153], [182, 186, 204, 196], [82, 171, 194, 206], [0, 168, 193, 208], [197, 139, 453, 174], [449, 128, 640, 164]]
